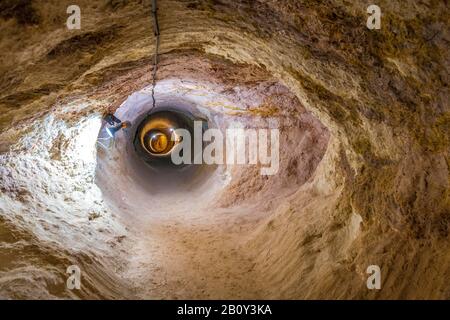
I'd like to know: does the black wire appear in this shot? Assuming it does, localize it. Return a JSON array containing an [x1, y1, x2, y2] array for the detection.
[[150, 0, 160, 114]]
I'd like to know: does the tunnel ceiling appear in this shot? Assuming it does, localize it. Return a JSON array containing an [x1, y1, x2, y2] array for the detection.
[[0, 0, 449, 299]]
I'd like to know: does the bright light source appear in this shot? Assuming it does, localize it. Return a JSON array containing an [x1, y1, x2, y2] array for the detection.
[[106, 127, 114, 138], [70, 116, 102, 165]]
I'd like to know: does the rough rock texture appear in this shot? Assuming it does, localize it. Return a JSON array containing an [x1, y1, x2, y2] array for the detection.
[[0, 0, 449, 299]]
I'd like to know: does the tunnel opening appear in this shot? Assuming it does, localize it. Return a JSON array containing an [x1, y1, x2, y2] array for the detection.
[[133, 108, 208, 167], [90, 70, 331, 298], [93, 61, 331, 224]]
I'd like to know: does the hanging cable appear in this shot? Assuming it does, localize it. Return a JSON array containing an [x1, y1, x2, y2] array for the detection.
[[150, 0, 160, 112]]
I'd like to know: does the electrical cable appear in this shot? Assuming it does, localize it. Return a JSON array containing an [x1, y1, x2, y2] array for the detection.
[[150, 0, 160, 114]]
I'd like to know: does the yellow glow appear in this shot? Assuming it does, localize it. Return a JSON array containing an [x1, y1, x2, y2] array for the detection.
[[149, 132, 169, 153], [139, 115, 179, 156]]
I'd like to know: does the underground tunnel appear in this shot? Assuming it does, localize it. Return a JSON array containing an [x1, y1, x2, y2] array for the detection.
[[0, 0, 449, 300]]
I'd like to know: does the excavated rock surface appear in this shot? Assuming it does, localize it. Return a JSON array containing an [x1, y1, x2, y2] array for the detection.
[[0, 0, 448, 299]]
